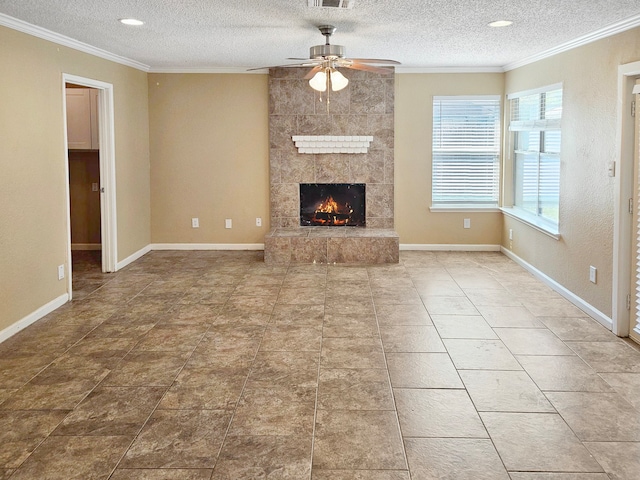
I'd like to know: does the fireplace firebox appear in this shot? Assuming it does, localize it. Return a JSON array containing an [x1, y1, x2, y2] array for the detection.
[[300, 183, 365, 227]]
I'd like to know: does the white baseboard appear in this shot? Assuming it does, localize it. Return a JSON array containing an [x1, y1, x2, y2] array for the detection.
[[400, 244, 501, 252], [116, 244, 152, 270], [151, 243, 265, 251], [0, 293, 69, 344], [72, 243, 102, 251], [501, 247, 613, 330]]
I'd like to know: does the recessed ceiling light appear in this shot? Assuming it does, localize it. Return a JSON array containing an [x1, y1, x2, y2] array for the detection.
[[488, 20, 513, 28], [119, 18, 144, 26]]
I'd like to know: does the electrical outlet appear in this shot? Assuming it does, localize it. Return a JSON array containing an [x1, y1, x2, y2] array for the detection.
[[225, 219, 232, 229], [91, 182, 99, 192], [58, 264, 65, 280], [191, 217, 199, 228], [463, 218, 471, 229], [589, 266, 597, 284], [256, 217, 262, 227]]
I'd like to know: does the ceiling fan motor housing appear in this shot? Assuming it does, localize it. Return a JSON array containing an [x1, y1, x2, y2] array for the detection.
[[310, 44, 345, 59]]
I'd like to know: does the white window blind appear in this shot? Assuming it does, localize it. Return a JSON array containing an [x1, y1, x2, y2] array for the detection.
[[432, 96, 501, 206], [509, 86, 562, 227]]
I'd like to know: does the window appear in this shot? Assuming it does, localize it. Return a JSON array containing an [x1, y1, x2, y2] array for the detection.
[[509, 86, 562, 228], [432, 96, 501, 207]]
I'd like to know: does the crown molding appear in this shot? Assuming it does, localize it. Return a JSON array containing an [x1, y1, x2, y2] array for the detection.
[[147, 67, 266, 74], [395, 66, 505, 74], [0, 13, 150, 72], [503, 13, 640, 71]]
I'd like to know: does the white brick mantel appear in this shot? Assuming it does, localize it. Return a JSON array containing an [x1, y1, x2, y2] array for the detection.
[[292, 135, 374, 154]]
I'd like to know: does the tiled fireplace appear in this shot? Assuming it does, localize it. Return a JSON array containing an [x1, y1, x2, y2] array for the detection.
[[264, 67, 399, 264]]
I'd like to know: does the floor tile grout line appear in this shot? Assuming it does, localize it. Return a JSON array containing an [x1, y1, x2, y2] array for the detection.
[[369, 261, 412, 474], [103, 385, 170, 479], [309, 262, 328, 479], [463, 263, 539, 478], [202, 262, 283, 477]]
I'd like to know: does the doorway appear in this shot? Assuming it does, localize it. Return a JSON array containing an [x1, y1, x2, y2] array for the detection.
[[66, 85, 102, 288], [62, 74, 117, 300], [613, 61, 640, 342]]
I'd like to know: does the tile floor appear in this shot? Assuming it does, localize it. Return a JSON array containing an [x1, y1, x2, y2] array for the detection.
[[1, 250, 640, 479]]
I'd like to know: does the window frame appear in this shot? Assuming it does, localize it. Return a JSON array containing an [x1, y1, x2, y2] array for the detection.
[[504, 84, 563, 237], [430, 95, 502, 211]]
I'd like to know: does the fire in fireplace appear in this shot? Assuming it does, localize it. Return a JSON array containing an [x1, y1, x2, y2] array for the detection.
[[300, 183, 365, 226]]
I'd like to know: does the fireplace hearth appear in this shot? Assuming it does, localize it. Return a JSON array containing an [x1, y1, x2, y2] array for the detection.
[[300, 183, 365, 227]]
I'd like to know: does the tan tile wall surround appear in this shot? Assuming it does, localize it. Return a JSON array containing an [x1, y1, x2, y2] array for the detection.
[[268, 67, 395, 229]]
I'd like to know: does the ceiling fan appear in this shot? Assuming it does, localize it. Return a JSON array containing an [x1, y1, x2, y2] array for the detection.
[[250, 25, 400, 92]]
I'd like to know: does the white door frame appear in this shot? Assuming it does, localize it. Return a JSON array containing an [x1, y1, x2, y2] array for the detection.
[[62, 74, 118, 297], [612, 61, 640, 336]]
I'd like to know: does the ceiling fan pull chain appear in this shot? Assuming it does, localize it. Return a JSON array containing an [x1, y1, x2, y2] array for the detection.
[[326, 72, 331, 113]]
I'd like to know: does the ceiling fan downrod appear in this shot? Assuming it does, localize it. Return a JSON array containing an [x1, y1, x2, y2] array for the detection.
[[318, 25, 336, 44]]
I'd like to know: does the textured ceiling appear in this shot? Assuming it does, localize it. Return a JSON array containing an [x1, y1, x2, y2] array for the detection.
[[1, 0, 639, 71]]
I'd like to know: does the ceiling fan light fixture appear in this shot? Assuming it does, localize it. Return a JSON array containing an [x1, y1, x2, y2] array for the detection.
[[309, 70, 328, 92], [330, 69, 349, 91]]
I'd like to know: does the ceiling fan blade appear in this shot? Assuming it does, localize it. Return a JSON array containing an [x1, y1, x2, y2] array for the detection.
[[348, 58, 401, 65], [344, 63, 395, 74], [247, 63, 318, 71], [304, 65, 323, 80], [287, 57, 314, 61]]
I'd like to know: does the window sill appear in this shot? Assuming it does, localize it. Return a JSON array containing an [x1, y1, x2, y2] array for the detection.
[[430, 205, 501, 213], [500, 207, 561, 240]]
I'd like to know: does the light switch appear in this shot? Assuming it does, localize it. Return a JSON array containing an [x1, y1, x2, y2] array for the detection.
[[589, 266, 597, 284]]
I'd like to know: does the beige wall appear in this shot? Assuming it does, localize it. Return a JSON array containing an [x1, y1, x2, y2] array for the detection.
[[148, 74, 270, 244], [503, 27, 640, 317], [0, 25, 150, 332], [394, 73, 505, 245], [150, 71, 503, 246]]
